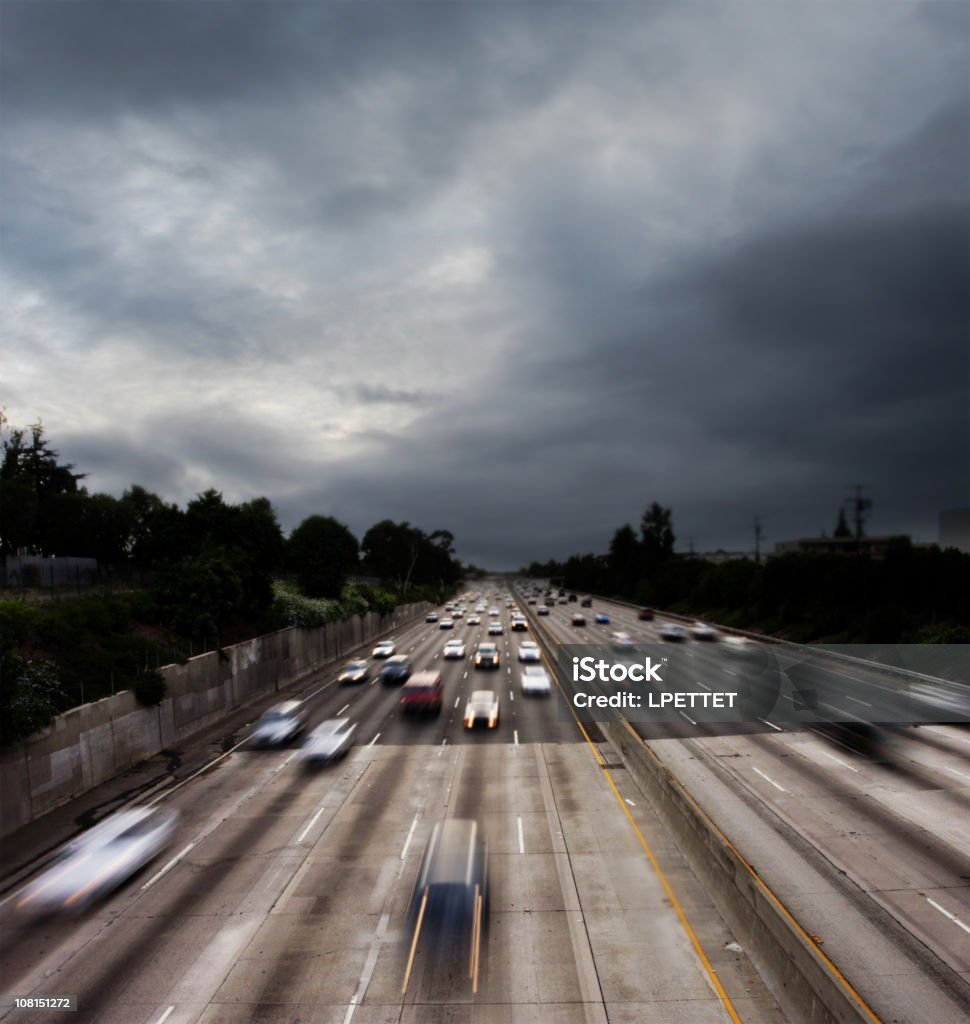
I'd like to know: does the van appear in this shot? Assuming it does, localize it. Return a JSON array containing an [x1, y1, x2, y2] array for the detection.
[[401, 671, 443, 716]]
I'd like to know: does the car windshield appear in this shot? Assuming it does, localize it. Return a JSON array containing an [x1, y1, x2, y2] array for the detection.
[[387, 656, 407, 665], [344, 661, 366, 671]]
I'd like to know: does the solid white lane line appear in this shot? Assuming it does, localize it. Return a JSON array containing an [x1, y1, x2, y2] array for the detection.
[[368, 733, 381, 746], [297, 806, 327, 844], [752, 767, 787, 792], [400, 813, 420, 861], [926, 897, 970, 935], [343, 910, 391, 1024], [153, 1007, 175, 1024], [819, 750, 859, 772], [517, 816, 525, 854], [337, 704, 350, 716]]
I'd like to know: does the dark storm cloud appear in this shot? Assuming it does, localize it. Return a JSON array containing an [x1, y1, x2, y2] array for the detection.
[[3, 2, 967, 567]]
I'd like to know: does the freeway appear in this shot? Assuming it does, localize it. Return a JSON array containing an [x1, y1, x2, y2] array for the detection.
[[0, 588, 784, 1024], [529, 590, 970, 1023]]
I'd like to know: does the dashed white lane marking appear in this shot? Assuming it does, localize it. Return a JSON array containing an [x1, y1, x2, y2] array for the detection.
[[513, 730, 519, 746], [945, 766, 970, 781], [153, 1007, 175, 1024], [342, 910, 391, 1024], [509, 691, 514, 701], [678, 710, 697, 726], [142, 841, 196, 891], [752, 766, 787, 792], [517, 816, 525, 854], [846, 695, 873, 707], [400, 812, 420, 860], [368, 733, 381, 747], [819, 749, 859, 773], [297, 805, 327, 844], [337, 704, 350, 716], [625, 798, 636, 806], [454, 697, 461, 708], [926, 897, 970, 935], [758, 718, 783, 732]]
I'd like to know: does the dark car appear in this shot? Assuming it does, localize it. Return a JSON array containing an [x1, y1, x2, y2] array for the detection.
[[580, 597, 592, 608], [401, 671, 443, 716], [473, 642, 500, 670], [337, 660, 369, 685], [567, 593, 577, 602], [571, 614, 586, 627], [637, 608, 655, 621], [381, 655, 412, 684]]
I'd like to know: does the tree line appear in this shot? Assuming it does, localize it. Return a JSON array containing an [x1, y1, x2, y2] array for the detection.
[[523, 502, 969, 643], [0, 421, 468, 742]]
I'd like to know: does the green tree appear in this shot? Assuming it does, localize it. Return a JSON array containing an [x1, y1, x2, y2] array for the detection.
[[640, 503, 676, 573], [608, 524, 640, 597], [288, 515, 359, 599], [834, 507, 852, 538]]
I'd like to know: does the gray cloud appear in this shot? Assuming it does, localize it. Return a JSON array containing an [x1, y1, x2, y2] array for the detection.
[[2, 2, 967, 567]]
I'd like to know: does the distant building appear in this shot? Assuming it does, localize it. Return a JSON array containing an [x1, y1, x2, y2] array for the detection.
[[939, 509, 970, 554], [773, 535, 913, 558], [691, 549, 751, 564]]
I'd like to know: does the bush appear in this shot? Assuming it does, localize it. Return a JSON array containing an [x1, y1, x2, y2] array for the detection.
[[0, 654, 68, 745], [133, 670, 167, 706]]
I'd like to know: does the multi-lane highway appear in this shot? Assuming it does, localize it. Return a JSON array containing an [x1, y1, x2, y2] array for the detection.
[[531, 591, 970, 1023], [1, 589, 786, 1024], [2, 584, 967, 1023]]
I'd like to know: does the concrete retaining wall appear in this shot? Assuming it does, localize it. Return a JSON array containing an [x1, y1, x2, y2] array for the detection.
[[602, 719, 871, 1024], [0, 602, 429, 838]]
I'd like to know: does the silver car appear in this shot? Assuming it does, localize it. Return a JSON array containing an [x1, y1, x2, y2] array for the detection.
[[300, 719, 357, 764], [464, 690, 500, 729], [520, 666, 552, 696], [250, 700, 308, 746], [517, 641, 542, 663], [14, 807, 179, 916]]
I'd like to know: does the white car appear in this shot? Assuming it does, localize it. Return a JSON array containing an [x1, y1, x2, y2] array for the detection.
[[517, 641, 542, 662], [520, 666, 552, 696], [250, 701, 309, 746], [611, 631, 635, 650], [488, 622, 504, 636], [489, 607, 500, 617], [14, 807, 179, 916], [373, 640, 396, 658], [691, 621, 718, 641], [425, 612, 439, 623], [661, 623, 688, 642], [443, 639, 466, 659], [467, 615, 482, 625], [464, 690, 500, 729], [439, 617, 455, 629], [536, 605, 550, 615], [300, 719, 356, 764]]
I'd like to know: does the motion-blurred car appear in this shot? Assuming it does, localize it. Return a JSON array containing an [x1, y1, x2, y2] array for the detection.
[[380, 654, 412, 684], [443, 639, 466, 659], [520, 666, 552, 696], [637, 608, 655, 621], [337, 660, 369, 684], [425, 612, 439, 623], [594, 613, 610, 624], [510, 616, 528, 632], [453, 607, 465, 618], [250, 701, 308, 746], [467, 615, 482, 625], [536, 604, 549, 615], [661, 623, 687, 642], [691, 622, 718, 641], [489, 607, 500, 617], [611, 631, 635, 650], [372, 640, 396, 658], [439, 617, 455, 629], [401, 671, 443, 716], [300, 718, 356, 764], [464, 690, 500, 728], [571, 614, 586, 627], [474, 643, 500, 669], [580, 597, 592, 607], [15, 807, 179, 916], [488, 622, 504, 636], [517, 641, 542, 662]]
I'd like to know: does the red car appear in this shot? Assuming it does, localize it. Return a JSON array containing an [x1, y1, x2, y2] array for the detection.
[[401, 672, 443, 716], [637, 608, 655, 621]]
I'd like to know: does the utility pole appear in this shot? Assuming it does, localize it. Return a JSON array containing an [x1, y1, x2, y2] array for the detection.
[[753, 516, 764, 563], [846, 486, 872, 553]]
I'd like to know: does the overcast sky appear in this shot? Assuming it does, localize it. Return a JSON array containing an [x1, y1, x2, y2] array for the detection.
[[2, 2, 968, 568]]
